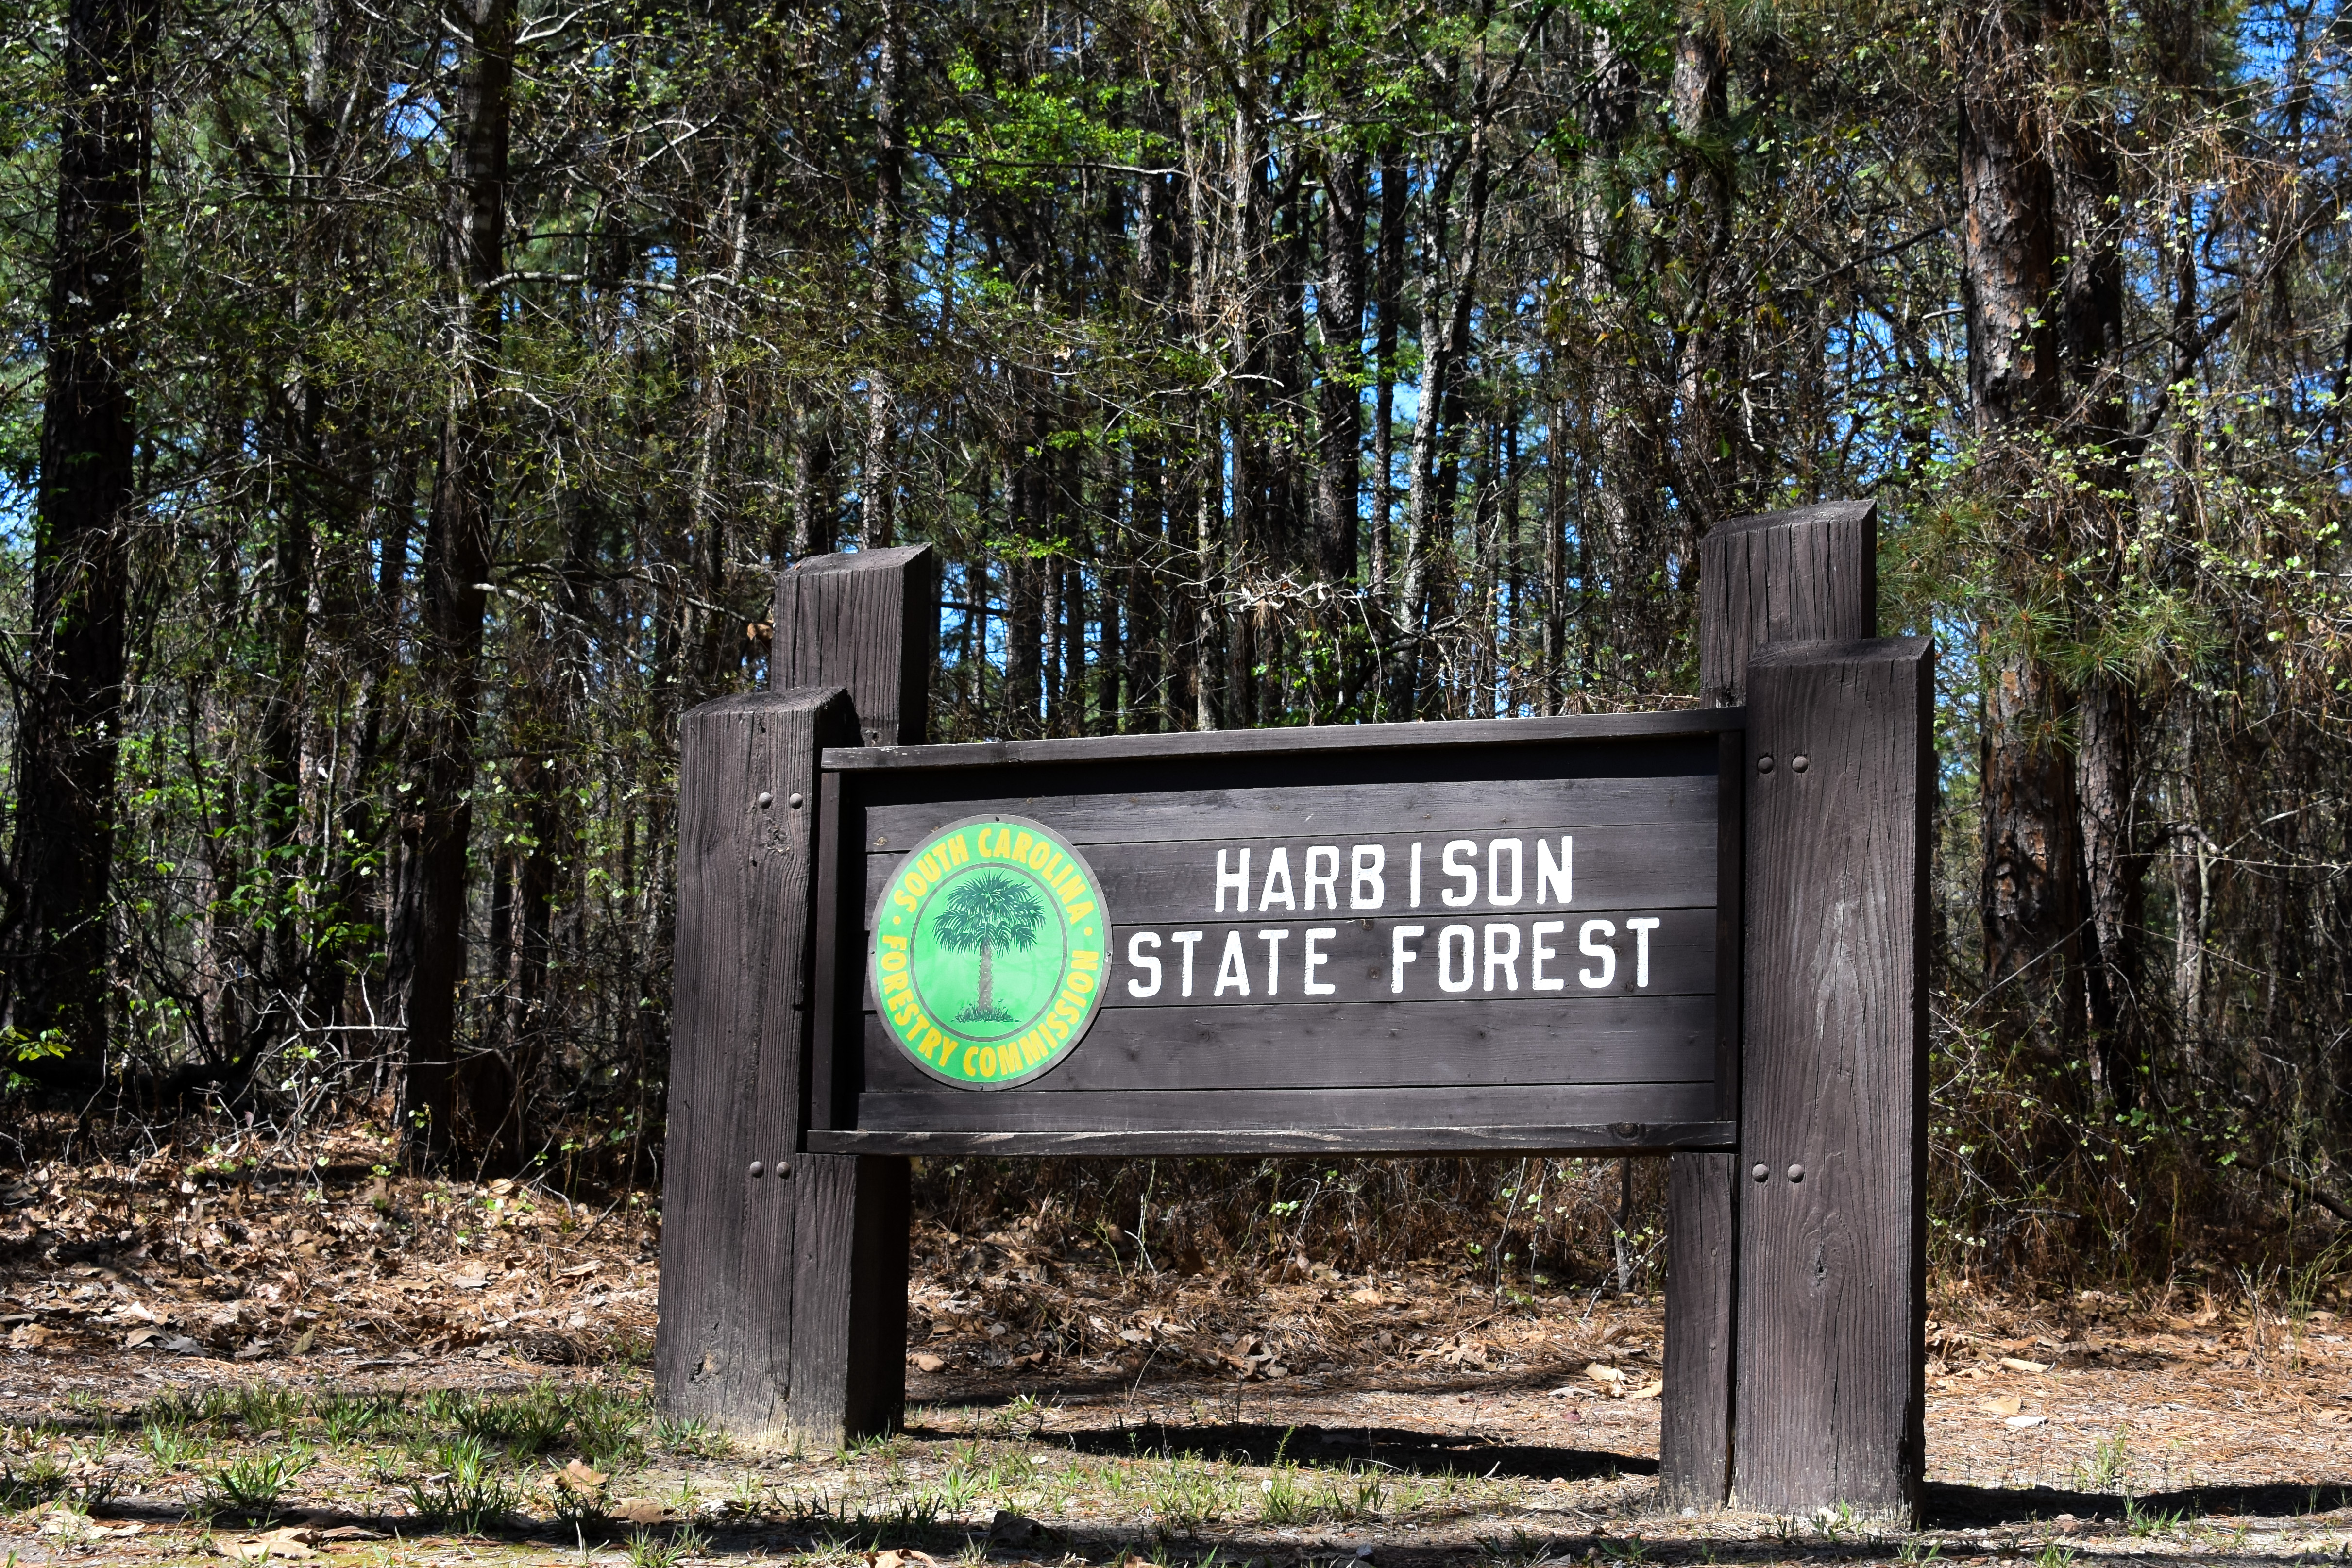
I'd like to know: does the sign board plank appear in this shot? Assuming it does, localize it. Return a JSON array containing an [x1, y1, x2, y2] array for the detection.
[[812, 713, 1738, 1155]]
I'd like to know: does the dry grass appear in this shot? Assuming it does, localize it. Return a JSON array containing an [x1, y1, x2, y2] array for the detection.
[[0, 1125, 2344, 1564]]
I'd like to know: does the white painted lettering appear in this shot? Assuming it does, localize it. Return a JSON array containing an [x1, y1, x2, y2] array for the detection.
[[1483, 922, 1521, 991], [1626, 917, 1660, 988], [1126, 931, 1163, 998], [1410, 842, 1422, 907], [1538, 836, 1573, 904], [1531, 920, 1566, 990], [1213, 931, 1252, 996], [1259, 847, 1297, 911], [1172, 930, 1205, 997], [1488, 839, 1523, 907], [1440, 840, 1478, 907], [1350, 843, 1386, 909], [1304, 845, 1340, 911], [1302, 927, 1337, 995], [1215, 849, 1252, 913], [1391, 925, 1425, 994], [1579, 920, 1617, 989], [1258, 928, 1291, 994], [1438, 925, 1475, 993]]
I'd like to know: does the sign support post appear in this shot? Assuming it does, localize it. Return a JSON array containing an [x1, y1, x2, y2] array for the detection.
[[656, 545, 934, 1446], [1663, 502, 1881, 1507]]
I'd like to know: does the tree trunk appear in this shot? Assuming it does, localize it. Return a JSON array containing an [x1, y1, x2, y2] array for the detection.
[[391, 0, 514, 1162], [2, 0, 156, 1073], [859, 0, 903, 548], [1313, 146, 1368, 587]]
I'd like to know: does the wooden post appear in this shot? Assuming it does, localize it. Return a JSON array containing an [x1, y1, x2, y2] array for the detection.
[[772, 543, 936, 748], [1733, 635, 1931, 1516], [772, 544, 935, 1444], [659, 544, 935, 1446], [1664, 501, 1878, 1509], [655, 685, 859, 1434]]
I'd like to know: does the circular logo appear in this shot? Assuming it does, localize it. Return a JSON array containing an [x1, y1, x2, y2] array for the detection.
[[869, 814, 1109, 1089]]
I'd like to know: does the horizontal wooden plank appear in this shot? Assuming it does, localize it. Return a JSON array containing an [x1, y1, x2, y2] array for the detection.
[[860, 774, 1720, 857], [863, 993, 1717, 1093], [865, 914, 1715, 1017], [807, 1121, 1739, 1157], [826, 708, 1743, 772], [863, 830, 1717, 924], [850, 1081, 1720, 1133]]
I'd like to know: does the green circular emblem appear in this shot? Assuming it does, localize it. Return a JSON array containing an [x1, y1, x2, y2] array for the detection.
[[870, 814, 1110, 1089]]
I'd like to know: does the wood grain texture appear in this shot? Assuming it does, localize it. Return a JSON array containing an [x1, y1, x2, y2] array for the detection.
[[861, 994, 1718, 1093], [654, 686, 857, 1435], [856, 758, 1721, 853], [1697, 502, 1877, 708], [771, 545, 937, 748], [827, 707, 1741, 771], [1664, 499, 1878, 1511], [862, 823, 1720, 921], [1731, 636, 1931, 1517], [1660, 1149, 1738, 1508], [807, 1121, 1736, 1157], [774, 547, 935, 1445], [854, 1081, 1719, 1133], [788, 1153, 910, 1447]]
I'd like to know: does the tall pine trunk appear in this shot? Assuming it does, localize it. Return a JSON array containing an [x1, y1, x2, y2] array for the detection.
[[2, 0, 156, 1073], [1959, 0, 2088, 1067], [391, 0, 513, 1161]]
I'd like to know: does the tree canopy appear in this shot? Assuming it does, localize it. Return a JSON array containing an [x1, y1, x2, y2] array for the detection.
[[1, 0, 2348, 1262]]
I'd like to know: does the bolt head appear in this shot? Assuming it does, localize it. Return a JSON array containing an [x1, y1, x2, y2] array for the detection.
[[748, 1161, 765, 1178], [788, 792, 806, 809], [1757, 754, 1775, 775], [1787, 1163, 1806, 1182], [756, 792, 774, 809], [1791, 755, 1810, 773], [1751, 1163, 1770, 1182]]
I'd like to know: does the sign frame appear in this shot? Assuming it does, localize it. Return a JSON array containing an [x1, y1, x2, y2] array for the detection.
[[805, 708, 1745, 1158]]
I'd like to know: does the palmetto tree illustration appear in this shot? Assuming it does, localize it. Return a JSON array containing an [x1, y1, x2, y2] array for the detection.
[[932, 873, 1048, 1023]]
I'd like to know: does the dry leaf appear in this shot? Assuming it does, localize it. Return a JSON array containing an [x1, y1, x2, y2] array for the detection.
[[124, 1325, 161, 1348], [314, 1526, 385, 1541], [554, 1458, 609, 1492], [910, 1352, 945, 1372], [289, 1324, 317, 1355], [611, 1499, 666, 1525], [1999, 1356, 2050, 1374], [1981, 1394, 2024, 1417], [9, 1323, 50, 1349], [216, 1527, 319, 1560], [867, 1551, 941, 1568], [1348, 1289, 1383, 1304], [2314, 1410, 2352, 1429], [1586, 1362, 1626, 1385], [1625, 1379, 1665, 1401], [2005, 1415, 2047, 1428], [450, 1273, 490, 1290], [557, 1261, 600, 1279]]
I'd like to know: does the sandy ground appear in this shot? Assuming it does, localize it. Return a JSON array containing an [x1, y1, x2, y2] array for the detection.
[[0, 1160, 2346, 1563]]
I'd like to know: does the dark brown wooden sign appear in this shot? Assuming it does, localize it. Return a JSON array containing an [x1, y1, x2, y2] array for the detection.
[[805, 710, 1742, 1156], [659, 504, 1929, 1523]]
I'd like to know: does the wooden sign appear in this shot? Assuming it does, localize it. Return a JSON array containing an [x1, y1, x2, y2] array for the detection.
[[806, 710, 1742, 1156], [660, 506, 1930, 1522]]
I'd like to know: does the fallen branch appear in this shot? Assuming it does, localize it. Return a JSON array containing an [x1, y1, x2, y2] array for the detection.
[[2250, 1160, 2352, 1225]]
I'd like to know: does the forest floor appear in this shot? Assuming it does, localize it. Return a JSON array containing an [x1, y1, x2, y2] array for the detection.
[[0, 1149, 2346, 1566]]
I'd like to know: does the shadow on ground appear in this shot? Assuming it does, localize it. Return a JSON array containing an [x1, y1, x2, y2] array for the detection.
[[1925, 1481, 2352, 1528], [1031, 1419, 1656, 1483]]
